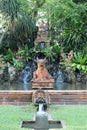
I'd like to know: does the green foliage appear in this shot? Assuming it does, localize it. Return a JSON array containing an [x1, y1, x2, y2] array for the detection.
[[52, 43, 64, 61], [17, 45, 34, 62], [36, 43, 64, 62], [0, 0, 20, 19], [73, 0, 87, 3], [1, 0, 87, 62], [1, 45, 34, 68], [0, 0, 20, 32], [0, 32, 18, 52], [43, 0, 87, 51], [30, 0, 46, 17], [1, 45, 34, 69], [71, 52, 87, 73], [14, 12, 36, 44], [1, 48, 15, 63], [43, 46, 53, 59], [0, 0, 38, 52], [1, 48, 23, 68], [34, 0, 45, 7], [12, 58, 23, 68]]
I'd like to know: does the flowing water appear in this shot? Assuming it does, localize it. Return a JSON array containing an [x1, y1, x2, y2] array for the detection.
[[17, 64, 32, 84], [35, 103, 49, 130], [1, 65, 87, 90]]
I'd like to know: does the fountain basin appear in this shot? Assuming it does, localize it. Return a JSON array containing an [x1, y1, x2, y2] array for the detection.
[[21, 120, 65, 129], [21, 102, 66, 129]]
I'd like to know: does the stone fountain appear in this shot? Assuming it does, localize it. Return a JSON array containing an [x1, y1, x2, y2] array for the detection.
[[32, 57, 54, 89], [21, 89, 65, 130]]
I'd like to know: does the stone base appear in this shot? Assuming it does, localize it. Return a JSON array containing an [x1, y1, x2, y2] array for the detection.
[[32, 80, 54, 89]]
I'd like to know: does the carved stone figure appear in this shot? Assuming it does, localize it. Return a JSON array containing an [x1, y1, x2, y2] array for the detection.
[[32, 89, 50, 106], [32, 57, 54, 88], [33, 57, 53, 80]]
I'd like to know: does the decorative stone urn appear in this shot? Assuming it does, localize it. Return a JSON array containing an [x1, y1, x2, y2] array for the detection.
[[32, 57, 54, 88]]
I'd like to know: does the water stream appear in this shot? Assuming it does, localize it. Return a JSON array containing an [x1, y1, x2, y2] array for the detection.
[[17, 64, 32, 84], [35, 103, 48, 130], [38, 103, 44, 112]]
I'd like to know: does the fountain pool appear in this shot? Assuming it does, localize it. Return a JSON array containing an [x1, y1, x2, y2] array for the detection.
[[0, 82, 87, 90]]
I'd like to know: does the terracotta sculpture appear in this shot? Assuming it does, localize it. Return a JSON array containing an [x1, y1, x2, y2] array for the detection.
[[32, 57, 54, 88], [33, 57, 52, 80]]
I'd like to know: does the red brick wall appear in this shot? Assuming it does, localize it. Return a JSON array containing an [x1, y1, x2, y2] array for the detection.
[[0, 90, 87, 105]]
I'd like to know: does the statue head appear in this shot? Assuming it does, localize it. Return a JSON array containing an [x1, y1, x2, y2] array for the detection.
[[36, 57, 47, 67]]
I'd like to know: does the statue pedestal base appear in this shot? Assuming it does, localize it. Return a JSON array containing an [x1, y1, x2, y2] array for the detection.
[[32, 79, 54, 89]]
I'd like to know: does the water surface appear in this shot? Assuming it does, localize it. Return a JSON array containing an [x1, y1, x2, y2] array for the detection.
[[0, 82, 87, 90]]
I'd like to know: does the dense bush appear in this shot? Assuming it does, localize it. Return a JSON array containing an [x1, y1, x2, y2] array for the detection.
[[43, 0, 87, 52], [0, 0, 39, 53]]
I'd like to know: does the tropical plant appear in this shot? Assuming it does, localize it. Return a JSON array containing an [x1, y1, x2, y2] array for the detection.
[[70, 52, 87, 73], [52, 43, 64, 62], [36, 42, 64, 63], [0, 0, 20, 31], [12, 58, 23, 68], [43, 0, 87, 51], [0, 0, 38, 54], [1, 48, 15, 63], [43, 46, 52, 59], [30, 0, 46, 18], [14, 12, 36, 46], [73, 0, 87, 3], [16, 45, 34, 62], [1, 48, 23, 68]]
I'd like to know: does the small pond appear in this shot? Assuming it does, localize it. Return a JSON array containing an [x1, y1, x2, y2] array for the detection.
[[0, 82, 87, 90]]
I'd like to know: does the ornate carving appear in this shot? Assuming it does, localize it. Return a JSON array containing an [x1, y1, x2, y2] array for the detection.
[[32, 89, 50, 105]]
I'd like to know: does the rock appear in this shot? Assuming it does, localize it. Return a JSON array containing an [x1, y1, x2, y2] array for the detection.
[[8, 66, 16, 82]]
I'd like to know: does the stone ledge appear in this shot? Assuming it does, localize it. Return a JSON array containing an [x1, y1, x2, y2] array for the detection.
[[0, 90, 87, 105]]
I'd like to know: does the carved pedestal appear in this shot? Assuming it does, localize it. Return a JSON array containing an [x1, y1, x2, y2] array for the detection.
[[32, 79, 54, 89]]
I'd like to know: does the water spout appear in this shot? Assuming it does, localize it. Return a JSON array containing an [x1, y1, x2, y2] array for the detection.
[[35, 103, 48, 130], [21, 95, 65, 129], [38, 103, 44, 112]]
